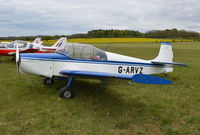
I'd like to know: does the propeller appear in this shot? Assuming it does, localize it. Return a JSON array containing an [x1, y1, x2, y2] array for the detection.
[[104, 42, 112, 51], [16, 45, 20, 75]]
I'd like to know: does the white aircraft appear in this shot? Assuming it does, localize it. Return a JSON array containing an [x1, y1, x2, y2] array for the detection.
[[0, 37, 42, 48], [39, 37, 67, 52], [16, 39, 187, 99], [0, 37, 67, 57], [0, 40, 42, 56]]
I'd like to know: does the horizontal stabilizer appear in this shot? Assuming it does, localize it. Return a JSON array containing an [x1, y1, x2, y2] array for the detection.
[[151, 61, 188, 67], [132, 74, 173, 84]]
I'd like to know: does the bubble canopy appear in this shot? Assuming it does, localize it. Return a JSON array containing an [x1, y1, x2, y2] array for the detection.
[[0, 41, 35, 49], [55, 43, 107, 61]]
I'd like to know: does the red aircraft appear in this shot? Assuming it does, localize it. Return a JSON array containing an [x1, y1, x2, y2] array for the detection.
[[0, 37, 67, 57]]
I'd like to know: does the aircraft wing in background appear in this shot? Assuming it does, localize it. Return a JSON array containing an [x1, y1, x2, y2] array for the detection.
[[8, 48, 39, 55]]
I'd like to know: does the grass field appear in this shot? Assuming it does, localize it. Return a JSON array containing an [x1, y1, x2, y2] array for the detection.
[[0, 42, 200, 135]]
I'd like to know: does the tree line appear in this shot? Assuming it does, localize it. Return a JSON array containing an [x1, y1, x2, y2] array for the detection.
[[0, 29, 199, 41]]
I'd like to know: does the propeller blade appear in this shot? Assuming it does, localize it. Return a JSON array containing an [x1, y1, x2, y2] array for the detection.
[[16, 45, 20, 75], [104, 43, 112, 51]]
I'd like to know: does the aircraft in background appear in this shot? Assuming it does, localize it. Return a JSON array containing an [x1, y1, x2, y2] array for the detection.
[[0, 37, 67, 57], [0, 39, 41, 57], [16, 40, 187, 99], [32, 37, 43, 45], [38, 37, 67, 53]]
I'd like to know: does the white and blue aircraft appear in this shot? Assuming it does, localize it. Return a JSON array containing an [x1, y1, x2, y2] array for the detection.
[[16, 39, 187, 99]]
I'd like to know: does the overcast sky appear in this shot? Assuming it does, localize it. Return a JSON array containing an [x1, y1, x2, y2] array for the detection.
[[0, 0, 199, 36]]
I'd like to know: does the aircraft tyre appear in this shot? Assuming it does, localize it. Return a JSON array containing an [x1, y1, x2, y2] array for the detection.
[[43, 77, 54, 86], [59, 86, 74, 99], [12, 56, 16, 61]]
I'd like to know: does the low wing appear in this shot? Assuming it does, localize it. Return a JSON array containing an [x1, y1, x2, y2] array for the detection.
[[60, 70, 132, 79], [151, 61, 188, 67], [132, 74, 172, 84], [20, 48, 39, 53], [8, 48, 39, 55], [60, 70, 173, 85]]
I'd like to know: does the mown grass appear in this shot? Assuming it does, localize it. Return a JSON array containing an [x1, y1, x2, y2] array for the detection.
[[0, 42, 200, 135]]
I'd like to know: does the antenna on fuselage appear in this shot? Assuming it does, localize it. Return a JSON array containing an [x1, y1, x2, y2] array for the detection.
[[104, 42, 112, 51]]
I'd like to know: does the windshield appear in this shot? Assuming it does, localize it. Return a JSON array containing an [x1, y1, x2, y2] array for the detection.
[[7, 42, 15, 48], [56, 43, 107, 61], [0, 41, 32, 49], [15, 41, 28, 48]]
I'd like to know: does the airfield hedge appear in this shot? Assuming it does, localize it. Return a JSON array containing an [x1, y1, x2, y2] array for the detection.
[[0, 29, 199, 41]]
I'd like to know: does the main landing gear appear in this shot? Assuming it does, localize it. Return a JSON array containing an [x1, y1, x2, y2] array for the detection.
[[96, 79, 104, 91], [59, 76, 75, 99], [43, 76, 104, 99], [11, 56, 16, 61], [43, 76, 75, 99]]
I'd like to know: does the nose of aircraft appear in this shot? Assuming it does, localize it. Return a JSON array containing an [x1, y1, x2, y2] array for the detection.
[[18, 53, 70, 75]]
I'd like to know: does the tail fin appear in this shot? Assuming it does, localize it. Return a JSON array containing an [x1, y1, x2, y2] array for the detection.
[[151, 42, 188, 68], [33, 37, 43, 45], [152, 42, 173, 63], [52, 37, 67, 47], [55, 37, 67, 52]]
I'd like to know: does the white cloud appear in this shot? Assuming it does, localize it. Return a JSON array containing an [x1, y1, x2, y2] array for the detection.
[[0, 0, 199, 36]]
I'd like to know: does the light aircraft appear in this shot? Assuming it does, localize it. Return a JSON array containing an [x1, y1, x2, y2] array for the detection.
[[0, 37, 43, 57], [0, 37, 67, 57], [16, 40, 187, 99], [0, 40, 41, 57], [0, 37, 42, 49]]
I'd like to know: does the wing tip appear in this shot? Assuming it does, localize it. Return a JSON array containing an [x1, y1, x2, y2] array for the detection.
[[132, 74, 173, 85]]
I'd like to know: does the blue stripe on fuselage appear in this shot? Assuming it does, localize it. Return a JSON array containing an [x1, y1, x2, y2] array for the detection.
[[20, 53, 166, 67], [20, 53, 71, 60]]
